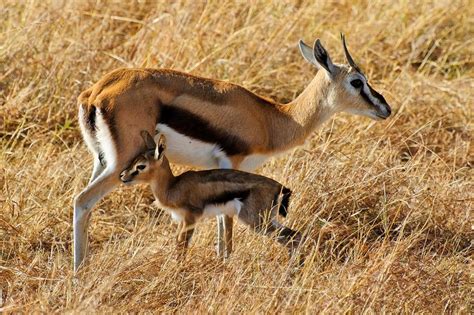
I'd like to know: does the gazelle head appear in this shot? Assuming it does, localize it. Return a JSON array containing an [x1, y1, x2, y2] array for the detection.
[[120, 131, 167, 184], [299, 33, 391, 120]]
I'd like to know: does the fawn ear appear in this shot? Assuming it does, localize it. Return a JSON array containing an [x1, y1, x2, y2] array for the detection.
[[154, 133, 166, 160], [141, 130, 156, 151]]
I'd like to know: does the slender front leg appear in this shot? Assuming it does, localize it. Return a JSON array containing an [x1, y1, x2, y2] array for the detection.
[[74, 170, 120, 272], [176, 218, 195, 260], [223, 215, 233, 258], [214, 153, 234, 258], [217, 215, 225, 257]]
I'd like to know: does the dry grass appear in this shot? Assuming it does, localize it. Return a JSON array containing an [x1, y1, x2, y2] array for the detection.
[[0, 0, 473, 313]]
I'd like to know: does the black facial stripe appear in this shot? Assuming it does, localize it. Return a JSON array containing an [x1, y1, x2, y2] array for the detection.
[[367, 83, 387, 104], [204, 189, 251, 206], [158, 104, 250, 156], [131, 170, 139, 176], [360, 88, 375, 107]]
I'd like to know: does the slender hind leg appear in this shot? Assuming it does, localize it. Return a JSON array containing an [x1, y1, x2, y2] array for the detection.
[[216, 215, 234, 259], [272, 221, 302, 258], [223, 215, 233, 258], [73, 170, 120, 272], [176, 217, 196, 260], [244, 210, 303, 263], [88, 153, 106, 184]]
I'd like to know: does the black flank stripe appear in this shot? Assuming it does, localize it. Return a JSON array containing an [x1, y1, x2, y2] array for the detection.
[[204, 189, 250, 206], [159, 104, 250, 155]]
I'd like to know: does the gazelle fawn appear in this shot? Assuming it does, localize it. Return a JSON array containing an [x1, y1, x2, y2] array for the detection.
[[120, 131, 302, 260], [74, 34, 391, 270]]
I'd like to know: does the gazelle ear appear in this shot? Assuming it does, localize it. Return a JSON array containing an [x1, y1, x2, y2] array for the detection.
[[299, 40, 318, 67], [299, 39, 335, 74], [313, 39, 335, 74], [154, 133, 166, 160], [141, 130, 156, 151]]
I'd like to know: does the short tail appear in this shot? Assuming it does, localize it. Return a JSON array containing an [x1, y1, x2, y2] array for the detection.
[[78, 88, 96, 132], [277, 187, 292, 217]]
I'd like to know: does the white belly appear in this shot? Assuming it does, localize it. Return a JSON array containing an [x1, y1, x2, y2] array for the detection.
[[154, 199, 242, 222], [156, 124, 232, 168], [202, 199, 243, 219], [156, 123, 276, 171]]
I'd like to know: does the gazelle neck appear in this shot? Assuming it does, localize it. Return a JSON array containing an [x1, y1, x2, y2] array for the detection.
[[270, 71, 337, 149], [149, 157, 176, 204]]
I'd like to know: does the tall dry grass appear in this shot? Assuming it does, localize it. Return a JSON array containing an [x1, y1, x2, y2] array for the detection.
[[0, 0, 472, 313]]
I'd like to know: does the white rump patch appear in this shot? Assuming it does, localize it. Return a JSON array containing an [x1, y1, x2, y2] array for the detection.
[[95, 110, 118, 170], [78, 106, 99, 155], [202, 198, 243, 219], [156, 123, 231, 169]]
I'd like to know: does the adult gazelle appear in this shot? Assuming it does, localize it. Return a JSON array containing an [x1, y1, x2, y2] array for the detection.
[[74, 34, 391, 271]]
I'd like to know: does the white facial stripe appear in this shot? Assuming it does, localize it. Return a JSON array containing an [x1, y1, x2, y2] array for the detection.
[[78, 106, 99, 155]]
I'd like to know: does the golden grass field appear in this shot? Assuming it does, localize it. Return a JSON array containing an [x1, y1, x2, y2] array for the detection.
[[0, 0, 473, 313]]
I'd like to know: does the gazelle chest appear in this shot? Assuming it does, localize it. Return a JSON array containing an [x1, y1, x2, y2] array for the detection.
[[153, 199, 188, 222]]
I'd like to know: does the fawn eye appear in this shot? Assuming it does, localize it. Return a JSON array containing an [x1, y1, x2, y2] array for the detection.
[[350, 79, 363, 88], [137, 165, 146, 171]]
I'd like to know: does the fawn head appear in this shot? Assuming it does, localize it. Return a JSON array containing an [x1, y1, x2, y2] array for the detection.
[[120, 131, 166, 184]]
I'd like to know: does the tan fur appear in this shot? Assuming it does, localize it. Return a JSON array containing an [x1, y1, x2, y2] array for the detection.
[[81, 68, 304, 155]]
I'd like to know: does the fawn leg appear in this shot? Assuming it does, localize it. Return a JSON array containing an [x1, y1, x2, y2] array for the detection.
[[176, 218, 195, 260]]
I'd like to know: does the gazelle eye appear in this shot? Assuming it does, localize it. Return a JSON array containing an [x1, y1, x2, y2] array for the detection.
[[137, 165, 146, 171], [350, 79, 363, 88]]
